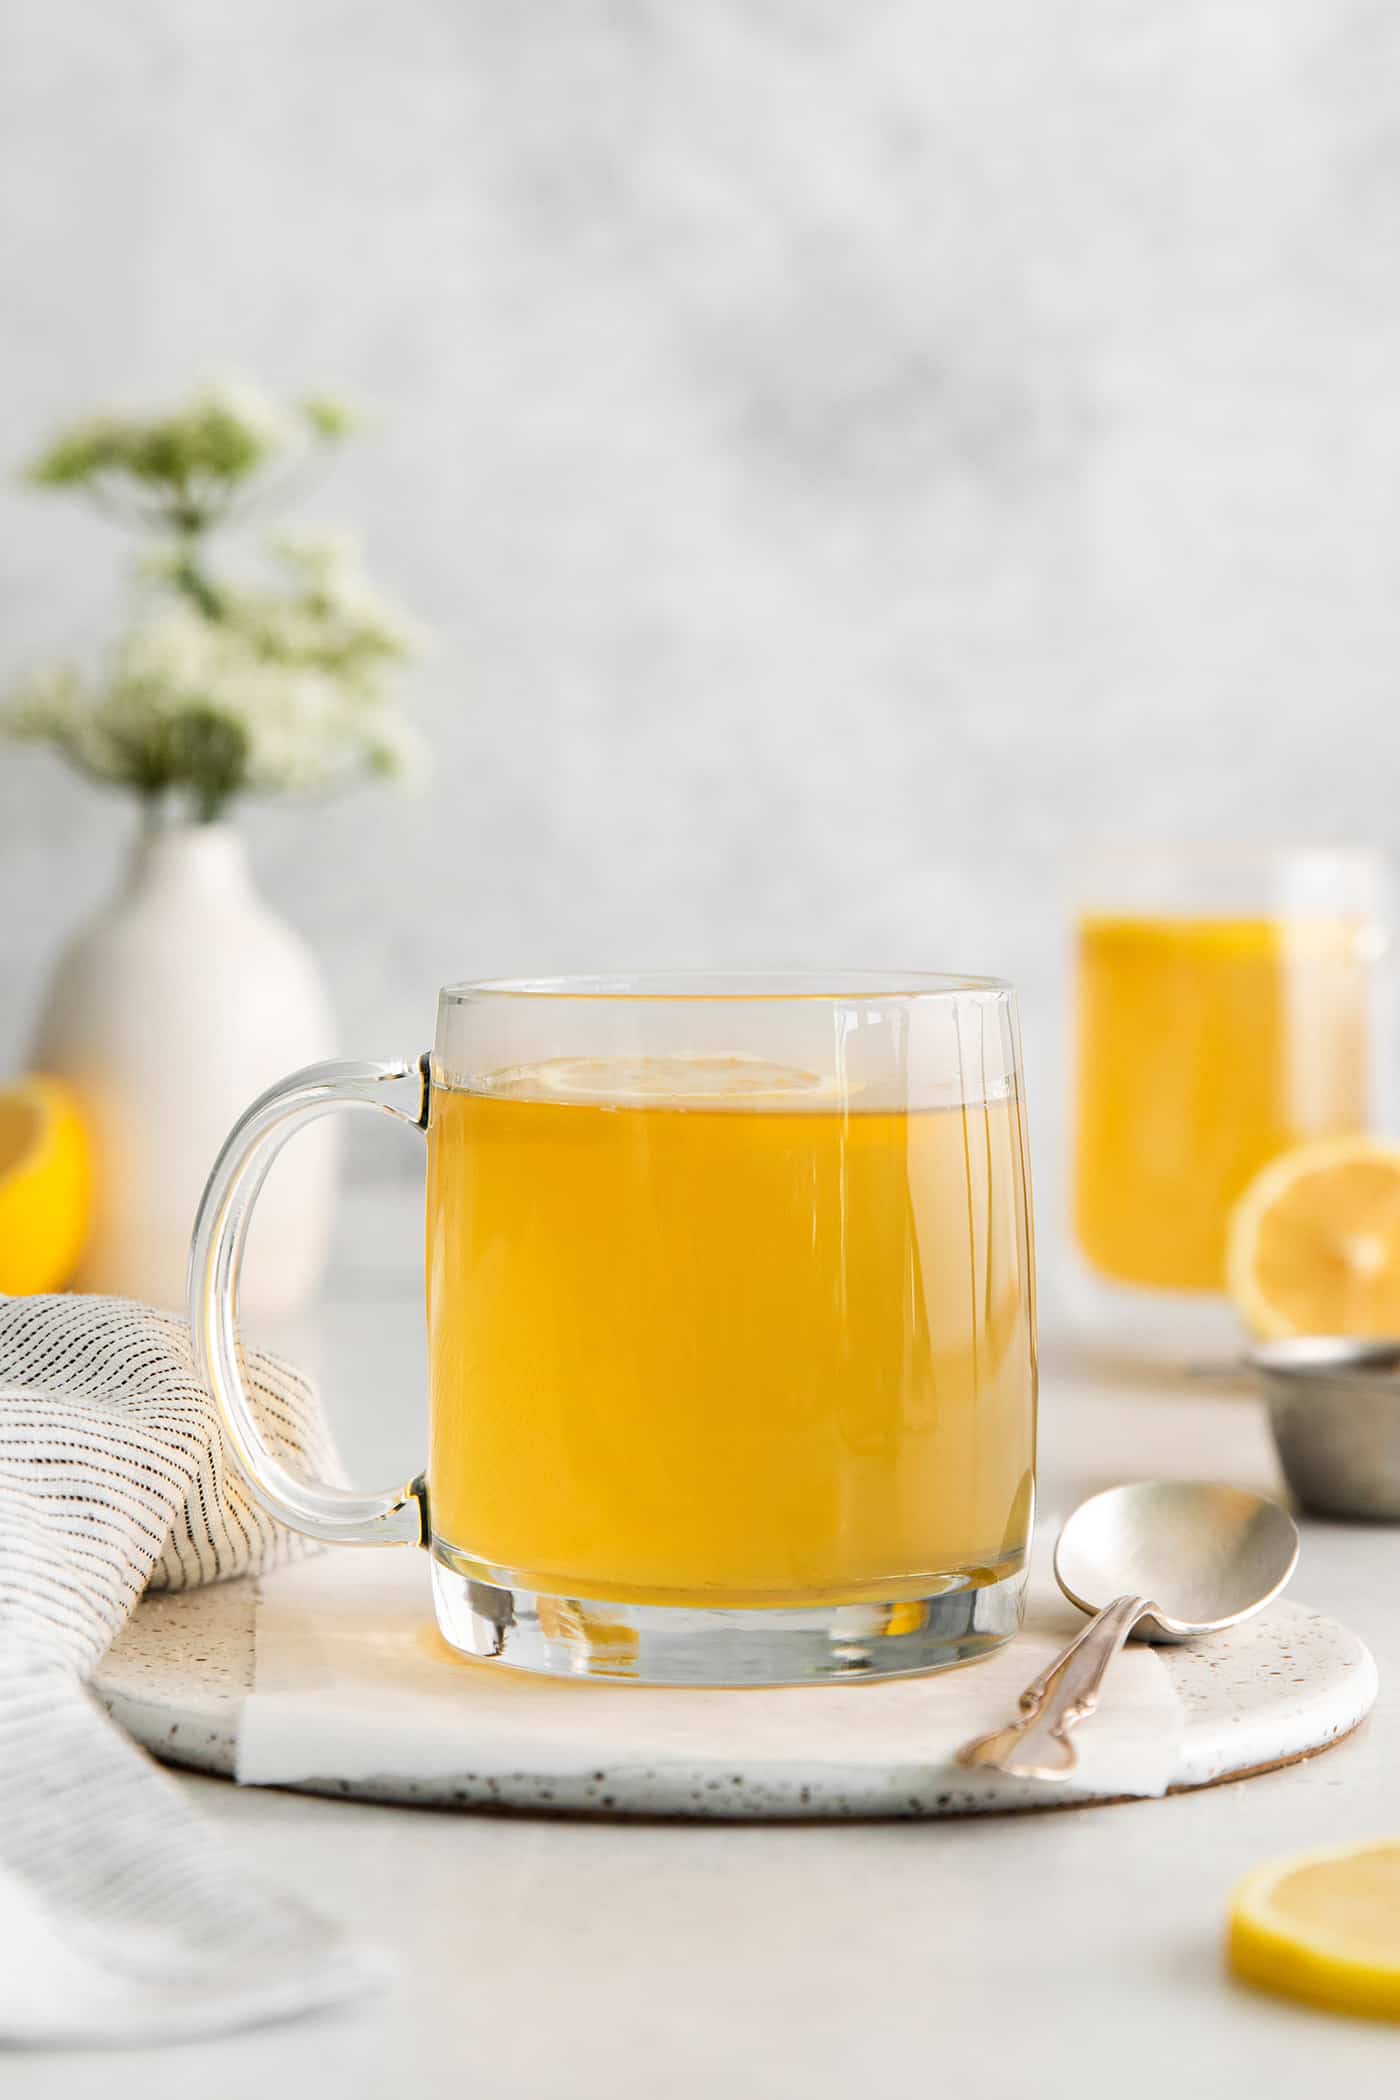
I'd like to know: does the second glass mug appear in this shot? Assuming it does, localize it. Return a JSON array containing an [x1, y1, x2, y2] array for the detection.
[[190, 972, 1038, 1687], [1072, 849, 1391, 1303]]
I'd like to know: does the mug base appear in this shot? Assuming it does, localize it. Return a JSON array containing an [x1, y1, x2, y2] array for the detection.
[[429, 1551, 1027, 1686]]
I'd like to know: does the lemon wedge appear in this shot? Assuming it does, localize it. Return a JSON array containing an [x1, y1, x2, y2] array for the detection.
[[1226, 1136, 1400, 1339], [1229, 1841, 1400, 2019], [0, 1077, 93, 1294]]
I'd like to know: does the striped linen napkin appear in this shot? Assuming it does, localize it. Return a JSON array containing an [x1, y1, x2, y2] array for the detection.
[[0, 1292, 383, 2047]]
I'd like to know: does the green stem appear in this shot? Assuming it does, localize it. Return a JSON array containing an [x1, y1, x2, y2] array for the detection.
[[162, 517, 226, 619], [170, 553, 226, 620]]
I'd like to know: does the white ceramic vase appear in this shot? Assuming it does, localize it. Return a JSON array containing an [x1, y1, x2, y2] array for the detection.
[[34, 820, 338, 1316]]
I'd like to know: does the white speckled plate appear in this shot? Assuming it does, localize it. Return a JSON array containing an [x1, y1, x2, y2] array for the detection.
[[93, 1573, 1377, 1819]]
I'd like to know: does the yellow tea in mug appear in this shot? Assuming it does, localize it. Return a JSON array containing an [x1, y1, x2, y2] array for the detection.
[[1073, 917, 1370, 1293], [426, 1057, 1036, 1607]]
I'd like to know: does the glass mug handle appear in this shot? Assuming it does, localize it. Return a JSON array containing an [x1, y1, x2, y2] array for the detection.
[[189, 1055, 432, 1547]]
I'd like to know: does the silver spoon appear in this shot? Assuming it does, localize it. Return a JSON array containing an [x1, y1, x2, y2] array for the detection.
[[957, 1480, 1300, 1781]]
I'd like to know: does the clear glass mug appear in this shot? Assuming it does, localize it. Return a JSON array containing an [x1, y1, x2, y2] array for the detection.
[[191, 972, 1038, 1686], [1071, 849, 1391, 1310]]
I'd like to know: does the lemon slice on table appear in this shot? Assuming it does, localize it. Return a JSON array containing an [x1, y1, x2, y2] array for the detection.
[[1226, 1137, 1400, 1340], [0, 1077, 92, 1294], [1229, 1841, 1400, 2020]]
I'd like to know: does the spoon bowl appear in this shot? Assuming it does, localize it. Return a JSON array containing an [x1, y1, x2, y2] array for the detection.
[[1053, 1479, 1301, 1643]]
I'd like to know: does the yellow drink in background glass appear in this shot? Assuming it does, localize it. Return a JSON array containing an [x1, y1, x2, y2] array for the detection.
[[1073, 915, 1371, 1293], [426, 1063, 1036, 1607]]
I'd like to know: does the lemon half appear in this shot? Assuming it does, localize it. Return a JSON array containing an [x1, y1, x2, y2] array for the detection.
[[0, 1077, 92, 1294], [1229, 1841, 1400, 2020], [1227, 1136, 1400, 1340]]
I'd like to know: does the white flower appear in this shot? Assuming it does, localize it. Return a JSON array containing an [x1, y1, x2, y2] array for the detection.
[[105, 602, 416, 794], [194, 375, 301, 455], [271, 528, 359, 574], [8, 381, 423, 816]]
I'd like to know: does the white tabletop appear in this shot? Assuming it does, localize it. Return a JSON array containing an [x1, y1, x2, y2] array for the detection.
[[16, 1188, 1400, 2095]]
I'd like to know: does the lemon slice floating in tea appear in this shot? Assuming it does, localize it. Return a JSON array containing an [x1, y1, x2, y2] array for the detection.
[[1227, 1136, 1400, 1339], [484, 1055, 839, 1107], [1229, 1841, 1400, 2020], [0, 1076, 93, 1294]]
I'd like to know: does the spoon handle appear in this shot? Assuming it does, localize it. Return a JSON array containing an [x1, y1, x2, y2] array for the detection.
[[956, 1594, 1152, 1781]]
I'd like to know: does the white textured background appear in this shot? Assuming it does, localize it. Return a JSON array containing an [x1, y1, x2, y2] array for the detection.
[[4, 2, 1400, 1248]]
